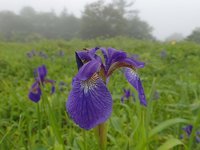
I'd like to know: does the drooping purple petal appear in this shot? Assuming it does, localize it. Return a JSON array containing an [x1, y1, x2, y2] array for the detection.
[[37, 65, 47, 82], [28, 82, 42, 102], [76, 59, 101, 81], [119, 57, 145, 68], [125, 68, 147, 106], [106, 48, 127, 71], [66, 74, 113, 130], [105, 49, 145, 77]]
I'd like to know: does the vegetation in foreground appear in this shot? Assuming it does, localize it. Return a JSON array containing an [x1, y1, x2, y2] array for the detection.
[[0, 37, 200, 149]]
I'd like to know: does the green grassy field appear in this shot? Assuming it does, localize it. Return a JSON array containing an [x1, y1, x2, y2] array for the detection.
[[0, 37, 200, 149]]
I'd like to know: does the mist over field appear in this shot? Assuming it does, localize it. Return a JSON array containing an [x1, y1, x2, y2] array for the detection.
[[0, 0, 200, 41]]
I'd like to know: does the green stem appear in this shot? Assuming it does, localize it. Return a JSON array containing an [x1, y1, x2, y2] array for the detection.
[[41, 92, 64, 149], [83, 130, 87, 150], [95, 122, 107, 150], [45, 98, 63, 144], [37, 103, 42, 144]]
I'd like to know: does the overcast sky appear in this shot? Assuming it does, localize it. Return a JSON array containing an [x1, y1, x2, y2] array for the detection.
[[0, 0, 200, 40]]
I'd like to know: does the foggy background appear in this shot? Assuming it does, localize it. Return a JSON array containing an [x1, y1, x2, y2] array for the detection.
[[0, 0, 200, 42]]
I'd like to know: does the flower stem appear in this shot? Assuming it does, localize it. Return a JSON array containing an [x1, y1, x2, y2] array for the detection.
[[83, 130, 87, 150], [45, 98, 63, 145], [41, 92, 64, 149], [95, 122, 107, 150], [37, 103, 42, 144]]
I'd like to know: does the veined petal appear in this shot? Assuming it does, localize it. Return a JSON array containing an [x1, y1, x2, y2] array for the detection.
[[125, 68, 147, 106], [66, 74, 113, 130], [76, 59, 101, 81], [28, 82, 42, 102]]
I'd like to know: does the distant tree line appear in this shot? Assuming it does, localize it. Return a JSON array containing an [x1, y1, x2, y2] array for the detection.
[[165, 29, 200, 44], [186, 27, 200, 44], [0, 0, 155, 42]]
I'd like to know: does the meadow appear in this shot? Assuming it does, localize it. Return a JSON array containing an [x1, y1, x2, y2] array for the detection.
[[0, 37, 200, 150]]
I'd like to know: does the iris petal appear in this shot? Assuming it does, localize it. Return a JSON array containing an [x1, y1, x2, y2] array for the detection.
[[37, 65, 47, 82], [120, 57, 145, 68], [125, 68, 147, 106], [76, 51, 91, 62], [75, 52, 84, 70], [28, 82, 42, 102], [102, 48, 145, 76], [106, 48, 127, 70], [66, 74, 113, 130], [76, 59, 101, 80], [76, 47, 99, 62], [107, 48, 127, 62]]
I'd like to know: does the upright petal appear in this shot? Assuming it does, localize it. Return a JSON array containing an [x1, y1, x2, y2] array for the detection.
[[76, 59, 101, 81], [125, 68, 147, 106], [183, 125, 193, 136], [28, 82, 42, 102], [37, 65, 47, 82], [66, 74, 113, 130], [75, 52, 84, 70], [76, 47, 99, 62]]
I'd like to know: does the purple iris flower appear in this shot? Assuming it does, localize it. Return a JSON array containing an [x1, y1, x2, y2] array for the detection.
[[28, 65, 55, 102], [160, 49, 167, 58], [121, 88, 135, 103], [184, 125, 193, 136], [66, 47, 146, 130], [181, 125, 200, 143], [39, 51, 48, 59]]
